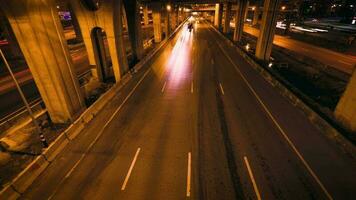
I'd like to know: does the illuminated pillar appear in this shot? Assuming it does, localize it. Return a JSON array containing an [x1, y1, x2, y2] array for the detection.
[[233, 0, 248, 42], [252, 6, 260, 26], [152, 4, 162, 43], [335, 70, 356, 132], [164, 9, 171, 38], [223, 3, 232, 33], [124, 0, 144, 61], [143, 6, 149, 25], [171, 9, 177, 30], [244, 1, 250, 22], [70, 0, 129, 81], [255, 0, 281, 60], [1, 0, 85, 123], [214, 3, 223, 29]]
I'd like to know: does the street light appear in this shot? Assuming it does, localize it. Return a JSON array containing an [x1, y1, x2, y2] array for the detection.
[[252, 6, 256, 11], [166, 4, 171, 12], [281, 6, 286, 11], [0, 49, 48, 148]]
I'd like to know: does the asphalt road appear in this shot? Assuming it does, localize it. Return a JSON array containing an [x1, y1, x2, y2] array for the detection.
[[21, 21, 356, 200], [243, 25, 356, 74]]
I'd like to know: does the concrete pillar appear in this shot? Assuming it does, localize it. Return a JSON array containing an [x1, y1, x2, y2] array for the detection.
[[223, 3, 232, 33], [70, 0, 129, 81], [233, 0, 248, 42], [255, 0, 281, 60], [335, 70, 356, 132], [1, 0, 85, 123], [68, 5, 83, 42], [171, 8, 177, 30], [244, 1, 250, 22], [152, 4, 162, 43], [214, 3, 223, 29], [252, 6, 260, 26], [124, 0, 144, 61], [164, 10, 171, 38], [143, 6, 149, 26]]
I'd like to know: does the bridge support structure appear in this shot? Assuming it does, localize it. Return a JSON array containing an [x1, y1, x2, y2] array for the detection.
[[214, 3, 223, 30], [152, 3, 163, 43], [233, 0, 248, 42], [223, 3, 232, 33], [255, 0, 281, 60], [0, 0, 86, 123], [124, 0, 144, 62], [70, 0, 129, 81]]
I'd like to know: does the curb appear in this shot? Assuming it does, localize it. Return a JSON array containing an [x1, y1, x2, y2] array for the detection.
[[0, 19, 188, 199], [210, 24, 356, 158]]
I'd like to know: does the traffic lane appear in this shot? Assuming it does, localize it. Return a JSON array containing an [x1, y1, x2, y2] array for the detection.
[[20, 50, 162, 200], [192, 25, 239, 200], [200, 24, 323, 199], [243, 25, 355, 74], [211, 23, 356, 199], [203, 26, 326, 199], [112, 28, 195, 200], [22, 25, 194, 200]]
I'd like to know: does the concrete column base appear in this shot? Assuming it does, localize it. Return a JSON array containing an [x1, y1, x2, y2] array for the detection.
[[335, 70, 356, 132]]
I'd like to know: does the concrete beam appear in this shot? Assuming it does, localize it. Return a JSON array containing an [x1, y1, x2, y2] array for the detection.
[[223, 3, 232, 33], [124, 0, 144, 62], [1, 0, 85, 123], [233, 0, 248, 42], [335, 70, 356, 132], [255, 0, 281, 60]]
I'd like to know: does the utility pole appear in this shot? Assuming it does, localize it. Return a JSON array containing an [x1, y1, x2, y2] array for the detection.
[[0, 49, 48, 148]]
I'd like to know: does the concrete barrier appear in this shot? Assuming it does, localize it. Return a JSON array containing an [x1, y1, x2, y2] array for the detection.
[[11, 155, 49, 193], [42, 132, 69, 162], [0, 19, 188, 200], [0, 185, 20, 200], [211, 24, 356, 158]]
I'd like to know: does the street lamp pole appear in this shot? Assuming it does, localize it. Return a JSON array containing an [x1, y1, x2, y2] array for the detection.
[[0, 49, 48, 148]]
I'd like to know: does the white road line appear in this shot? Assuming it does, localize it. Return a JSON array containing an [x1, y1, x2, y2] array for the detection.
[[47, 68, 152, 200], [214, 38, 333, 200], [121, 148, 141, 190], [244, 156, 262, 200], [161, 81, 167, 93], [186, 152, 192, 197], [219, 83, 225, 95], [191, 81, 194, 93], [338, 60, 352, 65]]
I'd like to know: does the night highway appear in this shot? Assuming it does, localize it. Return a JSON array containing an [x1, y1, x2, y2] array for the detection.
[[20, 21, 356, 200]]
